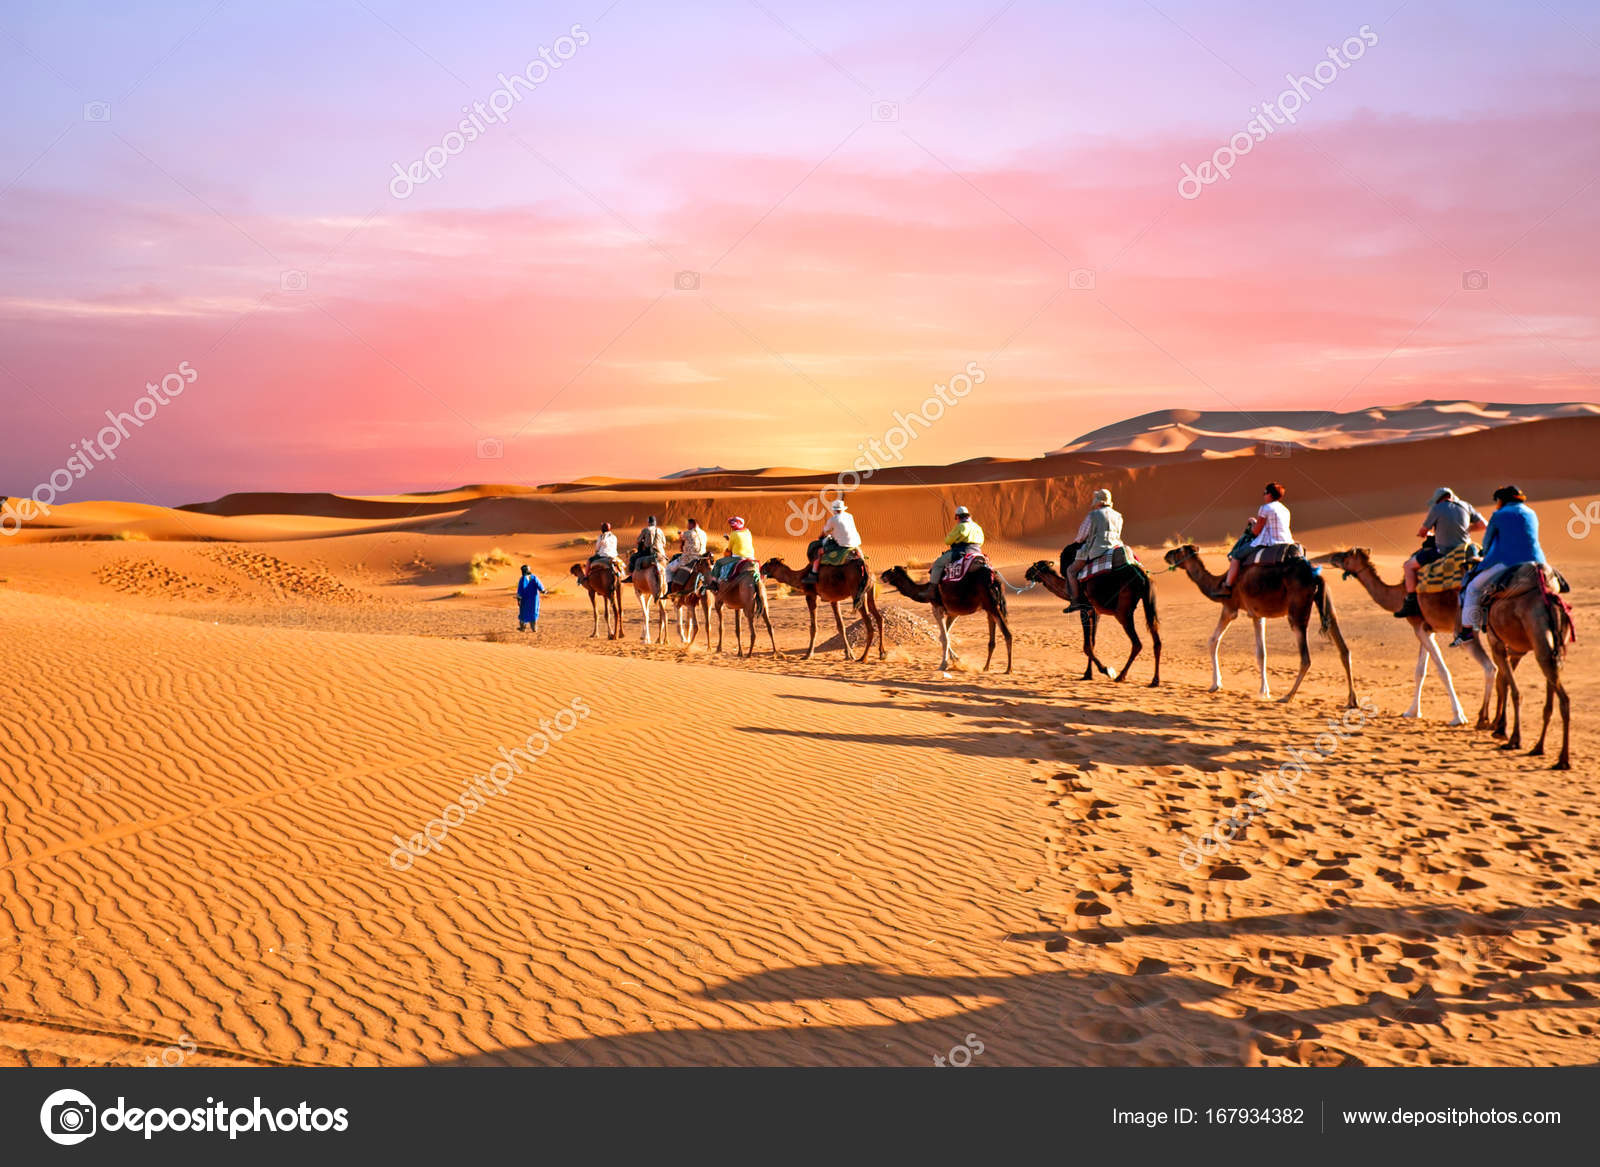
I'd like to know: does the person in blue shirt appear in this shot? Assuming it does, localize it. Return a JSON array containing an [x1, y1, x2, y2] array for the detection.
[[517, 564, 547, 632], [1452, 485, 1545, 647]]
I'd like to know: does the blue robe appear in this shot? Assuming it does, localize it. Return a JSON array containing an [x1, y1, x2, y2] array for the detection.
[[517, 574, 546, 622]]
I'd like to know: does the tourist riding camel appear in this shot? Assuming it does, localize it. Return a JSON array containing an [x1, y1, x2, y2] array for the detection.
[[929, 506, 983, 591], [1062, 488, 1125, 614], [804, 500, 862, 585], [760, 552, 885, 662], [516, 564, 546, 633], [590, 522, 623, 574], [666, 518, 709, 592], [880, 560, 1013, 674], [1215, 482, 1294, 597], [1453, 485, 1547, 647], [713, 516, 756, 582], [1394, 487, 1486, 618], [694, 552, 779, 658], [631, 515, 668, 575], [570, 559, 624, 639], [1164, 540, 1356, 706], [1025, 547, 1160, 687]]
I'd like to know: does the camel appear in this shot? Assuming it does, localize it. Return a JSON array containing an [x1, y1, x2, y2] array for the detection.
[[1163, 544, 1356, 706], [880, 562, 1012, 673], [628, 553, 670, 644], [1326, 548, 1494, 728], [1024, 552, 1161, 686], [664, 555, 712, 648], [760, 555, 885, 662], [1479, 565, 1573, 769], [692, 560, 779, 658], [569, 560, 624, 639]]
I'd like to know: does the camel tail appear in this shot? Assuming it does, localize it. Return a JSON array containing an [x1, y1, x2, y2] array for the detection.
[[1141, 578, 1160, 638], [1543, 578, 1576, 661], [1311, 566, 1334, 640]]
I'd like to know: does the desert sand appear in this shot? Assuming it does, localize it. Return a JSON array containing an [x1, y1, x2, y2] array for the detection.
[[2, 408, 1598, 1067]]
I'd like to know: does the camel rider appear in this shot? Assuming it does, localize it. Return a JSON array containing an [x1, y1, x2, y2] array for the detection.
[[714, 516, 756, 581], [930, 506, 984, 590], [632, 514, 668, 572], [1214, 482, 1292, 597], [804, 500, 861, 584], [1064, 488, 1124, 613], [590, 522, 622, 576], [1452, 485, 1545, 647], [666, 517, 709, 589], [1394, 487, 1487, 618]]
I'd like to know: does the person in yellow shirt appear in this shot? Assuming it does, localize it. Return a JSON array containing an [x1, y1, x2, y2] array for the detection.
[[713, 516, 757, 580], [930, 505, 984, 589]]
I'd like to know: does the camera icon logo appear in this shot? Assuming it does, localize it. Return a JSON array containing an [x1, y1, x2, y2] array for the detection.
[[280, 270, 308, 293], [1462, 269, 1489, 291], [83, 102, 112, 122], [1263, 440, 1292, 459], [871, 101, 899, 122], [1069, 268, 1096, 291], [40, 1089, 97, 1145], [476, 437, 504, 460], [674, 270, 700, 292]]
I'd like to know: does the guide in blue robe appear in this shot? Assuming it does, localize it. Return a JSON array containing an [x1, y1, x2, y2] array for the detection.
[[517, 566, 546, 629]]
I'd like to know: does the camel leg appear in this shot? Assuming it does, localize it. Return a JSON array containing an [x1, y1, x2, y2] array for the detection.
[[1276, 618, 1311, 704], [1254, 617, 1274, 700], [1206, 609, 1237, 693], [761, 605, 779, 656], [1489, 643, 1511, 738], [1500, 651, 1523, 750], [1002, 612, 1013, 674], [637, 593, 651, 643], [1114, 607, 1141, 683], [936, 609, 954, 672], [984, 611, 997, 672], [1470, 639, 1497, 730], [852, 597, 872, 663], [1421, 630, 1467, 726], [870, 592, 885, 659], [1403, 638, 1428, 719], [1079, 608, 1095, 680], [588, 591, 599, 638], [1147, 602, 1162, 689], [804, 596, 819, 661], [830, 601, 850, 662], [1325, 613, 1358, 708]]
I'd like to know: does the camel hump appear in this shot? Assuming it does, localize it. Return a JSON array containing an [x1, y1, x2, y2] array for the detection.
[[1491, 562, 1551, 602]]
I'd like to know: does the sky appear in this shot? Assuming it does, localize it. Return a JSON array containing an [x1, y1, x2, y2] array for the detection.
[[2, 0, 1598, 503]]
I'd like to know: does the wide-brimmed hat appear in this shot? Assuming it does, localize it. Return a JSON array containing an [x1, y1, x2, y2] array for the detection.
[[1093, 488, 1112, 506], [728, 516, 746, 530], [831, 500, 847, 513], [1492, 484, 1526, 504], [1432, 487, 1453, 503], [954, 505, 970, 518]]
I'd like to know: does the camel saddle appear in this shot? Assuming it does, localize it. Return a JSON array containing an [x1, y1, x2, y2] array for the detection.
[[720, 556, 757, 581], [1079, 546, 1141, 580], [1483, 562, 1568, 604], [943, 550, 988, 583], [1244, 542, 1305, 567], [1416, 542, 1477, 594], [819, 544, 862, 568]]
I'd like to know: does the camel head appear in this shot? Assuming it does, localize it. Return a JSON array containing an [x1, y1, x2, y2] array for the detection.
[[1163, 544, 1200, 570], [759, 556, 785, 579], [1326, 547, 1372, 578], [1025, 559, 1054, 583], [569, 563, 586, 582]]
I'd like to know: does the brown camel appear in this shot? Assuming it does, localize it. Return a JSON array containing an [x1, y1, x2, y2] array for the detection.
[[1024, 552, 1161, 686], [1326, 548, 1494, 727], [664, 554, 712, 648], [691, 560, 779, 658], [628, 554, 670, 644], [570, 560, 624, 639], [760, 555, 885, 662], [880, 563, 1012, 673], [1480, 565, 1573, 769], [1163, 544, 1356, 706]]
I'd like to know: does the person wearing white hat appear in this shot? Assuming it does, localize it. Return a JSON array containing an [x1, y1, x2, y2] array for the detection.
[[1064, 488, 1124, 612], [930, 505, 984, 590], [1394, 486, 1486, 618], [805, 499, 861, 583]]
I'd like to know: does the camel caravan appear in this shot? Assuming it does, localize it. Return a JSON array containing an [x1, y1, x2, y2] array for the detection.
[[547, 481, 1575, 769]]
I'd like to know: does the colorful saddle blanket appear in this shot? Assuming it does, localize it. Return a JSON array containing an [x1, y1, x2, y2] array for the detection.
[[1417, 542, 1477, 594], [1245, 542, 1305, 567], [944, 551, 987, 583], [1079, 546, 1141, 580], [820, 545, 863, 567]]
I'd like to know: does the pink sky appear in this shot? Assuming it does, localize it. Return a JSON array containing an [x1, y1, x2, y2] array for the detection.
[[2, 0, 1597, 503]]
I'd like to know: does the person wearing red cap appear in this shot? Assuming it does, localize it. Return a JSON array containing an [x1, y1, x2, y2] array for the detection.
[[713, 515, 756, 581]]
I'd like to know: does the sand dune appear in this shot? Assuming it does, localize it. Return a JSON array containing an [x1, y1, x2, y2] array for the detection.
[[3, 416, 1598, 1067]]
